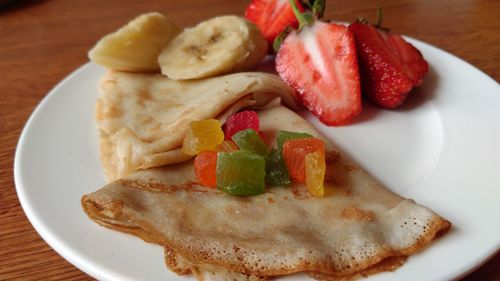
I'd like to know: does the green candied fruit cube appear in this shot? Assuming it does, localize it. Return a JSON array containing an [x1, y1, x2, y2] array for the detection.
[[276, 130, 313, 153], [231, 129, 269, 156], [216, 150, 266, 196], [265, 149, 291, 186]]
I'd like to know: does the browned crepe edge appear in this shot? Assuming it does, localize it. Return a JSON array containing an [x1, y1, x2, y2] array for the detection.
[[308, 256, 407, 281], [175, 217, 450, 278], [164, 241, 405, 281], [164, 246, 192, 275], [163, 245, 404, 281]]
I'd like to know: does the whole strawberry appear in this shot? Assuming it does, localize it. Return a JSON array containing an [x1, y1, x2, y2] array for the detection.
[[349, 11, 429, 108], [275, 0, 362, 126]]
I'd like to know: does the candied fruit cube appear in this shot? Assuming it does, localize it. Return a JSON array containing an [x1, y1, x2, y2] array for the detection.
[[305, 151, 325, 197], [216, 150, 265, 196], [224, 110, 259, 140], [265, 149, 291, 186], [282, 138, 325, 183], [276, 130, 313, 153], [182, 119, 224, 155], [231, 129, 269, 156], [194, 151, 218, 188]]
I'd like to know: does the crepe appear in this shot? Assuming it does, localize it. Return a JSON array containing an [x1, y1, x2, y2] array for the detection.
[[96, 71, 298, 181], [83, 105, 450, 280]]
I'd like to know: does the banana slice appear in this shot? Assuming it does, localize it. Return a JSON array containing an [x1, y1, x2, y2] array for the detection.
[[158, 15, 268, 80], [89, 12, 180, 72]]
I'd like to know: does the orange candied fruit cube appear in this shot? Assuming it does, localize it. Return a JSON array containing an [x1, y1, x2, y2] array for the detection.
[[194, 151, 218, 188], [282, 137, 325, 183]]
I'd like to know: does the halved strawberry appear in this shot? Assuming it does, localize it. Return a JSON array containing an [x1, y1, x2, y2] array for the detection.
[[276, 21, 362, 125], [244, 0, 304, 52], [349, 21, 429, 108]]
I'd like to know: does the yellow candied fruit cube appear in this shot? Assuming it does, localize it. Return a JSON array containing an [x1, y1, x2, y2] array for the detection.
[[216, 140, 239, 152], [305, 151, 325, 197], [182, 119, 224, 156]]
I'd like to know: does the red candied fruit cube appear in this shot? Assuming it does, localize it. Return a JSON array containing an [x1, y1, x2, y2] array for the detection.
[[224, 110, 259, 140]]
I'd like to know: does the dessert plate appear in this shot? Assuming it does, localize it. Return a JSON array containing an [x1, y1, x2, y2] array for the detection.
[[14, 38, 500, 281]]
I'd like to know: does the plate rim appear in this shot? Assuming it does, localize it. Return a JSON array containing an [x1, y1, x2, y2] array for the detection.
[[13, 62, 117, 280]]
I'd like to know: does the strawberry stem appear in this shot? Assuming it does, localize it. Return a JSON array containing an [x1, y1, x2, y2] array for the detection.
[[311, 0, 325, 19], [289, 0, 310, 28]]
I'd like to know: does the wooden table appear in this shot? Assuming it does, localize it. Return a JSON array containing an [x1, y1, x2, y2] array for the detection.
[[1, 0, 498, 280]]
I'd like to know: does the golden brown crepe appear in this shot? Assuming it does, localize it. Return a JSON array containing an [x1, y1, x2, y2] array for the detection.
[[83, 106, 450, 280], [96, 71, 298, 181], [164, 246, 406, 281]]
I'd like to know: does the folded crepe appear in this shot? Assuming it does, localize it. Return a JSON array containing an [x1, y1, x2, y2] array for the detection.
[[96, 71, 298, 181], [83, 105, 450, 280]]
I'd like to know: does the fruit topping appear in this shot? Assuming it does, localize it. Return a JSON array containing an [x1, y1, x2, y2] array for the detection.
[[88, 12, 180, 72], [276, 130, 313, 153], [348, 10, 429, 108], [265, 149, 291, 186], [282, 137, 325, 183], [275, 1, 362, 126], [231, 129, 269, 157], [183, 116, 328, 196], [224, 110, 260, 140], [182, 119, 224, 155], [194, 151, 218, 188], [216, 150, 266, 196], [158, 16, 267, 80], [305, 151, 326, 197]]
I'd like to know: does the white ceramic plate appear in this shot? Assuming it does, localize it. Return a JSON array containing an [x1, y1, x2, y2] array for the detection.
[[15, 39, 500, 281]]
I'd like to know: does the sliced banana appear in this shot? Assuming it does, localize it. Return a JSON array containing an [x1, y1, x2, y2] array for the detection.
[[89, 12, 180, 72], [158, 15, 268, 80]]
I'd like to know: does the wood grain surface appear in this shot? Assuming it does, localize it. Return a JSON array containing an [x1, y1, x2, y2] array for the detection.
[[0, 0, 498, 280]]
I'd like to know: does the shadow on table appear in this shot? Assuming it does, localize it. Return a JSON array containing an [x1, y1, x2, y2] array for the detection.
[[0, 0, 46, 14]]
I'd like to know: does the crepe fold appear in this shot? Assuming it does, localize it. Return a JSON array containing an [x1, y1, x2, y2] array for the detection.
[[83, 106, 450, 280], [96, 71, 298, 181]]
